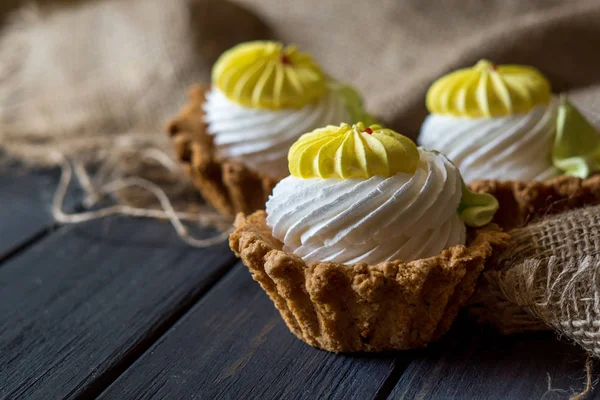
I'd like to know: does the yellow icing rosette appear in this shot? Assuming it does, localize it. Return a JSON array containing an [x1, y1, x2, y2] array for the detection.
[[426, 59, 551, 118], [288, 123, 419, 179], [212, 41, 327, 109], [288, 122, 498, 227]]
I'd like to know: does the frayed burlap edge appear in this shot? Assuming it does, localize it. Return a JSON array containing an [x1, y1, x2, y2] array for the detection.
[[166, 84, 278, 217], [472, 205, 600, 360], [230, 210, 509, 353], [469, 175, 600, 334]]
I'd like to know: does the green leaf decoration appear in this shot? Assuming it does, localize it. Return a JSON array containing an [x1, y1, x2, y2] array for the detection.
[[426, 150, 499, 227], [457, 179, 499, 227], [422, 149, 499, 227], [553, 95, 600, 178], [332, 82, 378, 126]]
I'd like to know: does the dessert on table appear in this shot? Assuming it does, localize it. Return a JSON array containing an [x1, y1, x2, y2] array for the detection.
[[419, 60, 600, 182], [230, 122, 508, 352], [167, 41, 373, 216]]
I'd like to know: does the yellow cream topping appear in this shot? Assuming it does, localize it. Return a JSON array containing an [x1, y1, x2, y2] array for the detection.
[[212, 41, 326, 110], [288, 123, 419, 179], [426, 59, 551, 118]]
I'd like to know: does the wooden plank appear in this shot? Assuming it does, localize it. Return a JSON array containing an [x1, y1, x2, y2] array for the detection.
[[389, 317, 597, 399], [0, 216, 237, 400], [99, 262, 407, 400], [0, 169, 68, 260]]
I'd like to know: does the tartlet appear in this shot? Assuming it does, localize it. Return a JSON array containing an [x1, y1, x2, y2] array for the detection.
[[167, 41, 372, 217], [419, 60, 600, 183], [230, 123, 509, 352]]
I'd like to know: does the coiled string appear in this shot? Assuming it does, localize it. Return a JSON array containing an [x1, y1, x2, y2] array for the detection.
[[51, 150, 232, 247]]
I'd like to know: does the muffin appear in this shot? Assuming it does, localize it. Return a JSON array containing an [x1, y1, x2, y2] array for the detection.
[[167, 41, 373, 217], [230, 123, 508, 352], [419, 60, 600, 182]]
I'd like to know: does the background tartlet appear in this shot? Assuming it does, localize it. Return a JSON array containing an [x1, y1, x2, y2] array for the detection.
[[167, 41, 372, 217], [167, 84, 277, 217]]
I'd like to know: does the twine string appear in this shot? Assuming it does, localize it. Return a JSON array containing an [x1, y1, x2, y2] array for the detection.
[[51, 151, 231, 247], [569, 355, 593, 400]]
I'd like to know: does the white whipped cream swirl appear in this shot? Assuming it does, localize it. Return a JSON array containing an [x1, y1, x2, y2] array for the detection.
[[265, 149, 466, 265], [203, 86, 351, 178], [419, 99, 561, 182]]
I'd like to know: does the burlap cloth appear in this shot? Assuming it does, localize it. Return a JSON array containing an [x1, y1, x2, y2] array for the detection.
[[470, 204, 600, 357]]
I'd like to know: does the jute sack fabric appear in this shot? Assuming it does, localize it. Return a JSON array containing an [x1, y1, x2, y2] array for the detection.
[[2, 0, 600, 169], [470, 205, 600, 356]]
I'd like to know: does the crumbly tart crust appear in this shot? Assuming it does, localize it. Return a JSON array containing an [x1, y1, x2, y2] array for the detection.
[[469, 175, 600, 231], [166, 84, 279, 217], [230, 211, 509, 352], [468, 175, 600, 332]]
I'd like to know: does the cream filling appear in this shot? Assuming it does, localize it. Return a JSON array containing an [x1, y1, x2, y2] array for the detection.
[[266, 149, 466, 265], [419, 99, 561, 182], [203, 86, 351, 178]]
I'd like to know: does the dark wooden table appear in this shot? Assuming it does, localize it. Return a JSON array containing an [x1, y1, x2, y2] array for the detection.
[[1, 169, 598, 400]]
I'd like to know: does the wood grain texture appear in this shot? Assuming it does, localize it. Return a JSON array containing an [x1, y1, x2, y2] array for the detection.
[[2, 170, 595, 399], [0, 216, 236, 400], [99, 263, 407, 400], [0, 169, 73, 260], [389, 316, 598, 399]]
